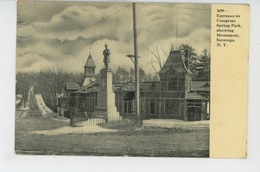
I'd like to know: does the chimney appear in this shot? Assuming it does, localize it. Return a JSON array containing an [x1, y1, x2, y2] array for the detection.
[[184, 49, 190, 70]]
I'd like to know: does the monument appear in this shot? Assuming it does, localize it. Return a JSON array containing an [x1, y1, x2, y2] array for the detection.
[[93, 45, 120, 119], [103, 44, 110, 70]]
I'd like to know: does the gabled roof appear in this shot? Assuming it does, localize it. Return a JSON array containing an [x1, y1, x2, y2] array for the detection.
[[84, 54, 96, 68], [65, 82, 80, 90], [159, 50, 192, 75], [191, 81, 210, 92], [121, 81, 135, 91], [186, 92, 208, 100], [74, 81, 99, 93], [140, 81, 160, 91], [73, 81, 123, 94]]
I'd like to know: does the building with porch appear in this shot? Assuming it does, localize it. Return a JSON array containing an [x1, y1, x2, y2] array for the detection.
[[58, 49, 209, 121], [114, 50, 209, 120]]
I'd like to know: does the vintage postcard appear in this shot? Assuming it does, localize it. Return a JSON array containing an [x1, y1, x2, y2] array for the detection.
[[15, 1, 249, 158]]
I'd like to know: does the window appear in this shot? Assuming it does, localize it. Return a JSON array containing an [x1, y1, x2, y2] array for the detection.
[[146, 99, 149, 114], [189, 79, 191, 91], [165, 99, 180, 116], [165, 99, 171, 115], [150, 99, 155, 114], [140, 98, 145, 114], [168, 78, 177, 90], [178, 81, 185, 91], [156, 99, 160, 115], [161, 82, 168, 91], [167, 69, 176, 77], [160, 99, 165, 116], [124, 92, 135, 114]]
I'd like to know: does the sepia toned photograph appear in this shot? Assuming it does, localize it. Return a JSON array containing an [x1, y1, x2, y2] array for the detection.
[[15, 1, 211, 157]]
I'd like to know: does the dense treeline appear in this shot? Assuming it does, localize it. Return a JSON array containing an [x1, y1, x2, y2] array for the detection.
[[112, 67, 159, 83], [180, 45, 210, 81], [16, 69, 83, 109], [194, 48, 210, 81]]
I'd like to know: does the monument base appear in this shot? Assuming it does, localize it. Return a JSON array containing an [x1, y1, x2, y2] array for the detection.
[[92, 69, 120, 120], [70, 116, 84, 127], [93, 106, 120, 120]]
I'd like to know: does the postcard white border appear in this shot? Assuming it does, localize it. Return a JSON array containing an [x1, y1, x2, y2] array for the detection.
[[1, 0, 260, 171]]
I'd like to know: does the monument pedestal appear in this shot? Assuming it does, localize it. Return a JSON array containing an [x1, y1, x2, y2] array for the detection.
[[93, 69, 120, 119]]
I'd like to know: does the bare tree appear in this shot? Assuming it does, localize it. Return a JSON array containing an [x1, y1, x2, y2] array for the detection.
[[147, 45, 168, 75], [36, 68, 71, 109]]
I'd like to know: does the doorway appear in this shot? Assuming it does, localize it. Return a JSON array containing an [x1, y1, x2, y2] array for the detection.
[[124, 92, 135, 114], [187, 107, 201, 121]]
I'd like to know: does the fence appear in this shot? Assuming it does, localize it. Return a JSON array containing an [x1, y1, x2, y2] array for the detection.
[[70, 116, 139, 129]]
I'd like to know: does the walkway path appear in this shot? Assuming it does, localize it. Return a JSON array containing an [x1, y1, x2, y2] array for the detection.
[[34, 94, 53, 117], [143, 119, 209, 129], [32, 119, 117, 135]]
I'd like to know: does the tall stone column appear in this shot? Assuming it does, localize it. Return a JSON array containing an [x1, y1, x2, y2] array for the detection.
[[93, 69, 120, 119]]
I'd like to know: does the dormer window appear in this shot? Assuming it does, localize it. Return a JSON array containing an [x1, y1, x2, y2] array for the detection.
[[167, 68, 176, 78]]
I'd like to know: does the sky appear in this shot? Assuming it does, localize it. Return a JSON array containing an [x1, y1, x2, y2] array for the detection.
[[16, 1, 211, 75]]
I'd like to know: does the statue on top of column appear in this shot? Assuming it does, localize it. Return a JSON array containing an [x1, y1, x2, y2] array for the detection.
[[103, 44, 110, 69]]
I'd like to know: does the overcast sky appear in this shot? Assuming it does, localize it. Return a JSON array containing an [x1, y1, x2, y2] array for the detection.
[[16, 2, 211, 74]]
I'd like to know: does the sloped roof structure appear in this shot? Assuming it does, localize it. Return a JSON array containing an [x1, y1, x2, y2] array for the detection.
[[159, 50, 192, 75], [65, 82, 80, 90], [84, 54, 96, 68], [186, 92, 208, 100], [191, 81, 210, 92]]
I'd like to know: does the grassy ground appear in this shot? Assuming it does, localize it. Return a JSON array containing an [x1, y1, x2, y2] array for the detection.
[[15, 113, 209, 157]]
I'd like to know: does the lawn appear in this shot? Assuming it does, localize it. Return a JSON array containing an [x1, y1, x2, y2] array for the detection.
[[15, 113, 209, 157]]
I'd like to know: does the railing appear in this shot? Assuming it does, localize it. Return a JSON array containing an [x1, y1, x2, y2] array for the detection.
[[70, 115, 138, 129]]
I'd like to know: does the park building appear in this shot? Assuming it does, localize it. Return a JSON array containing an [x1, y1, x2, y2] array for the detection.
[[57, 49, 210, 121]]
